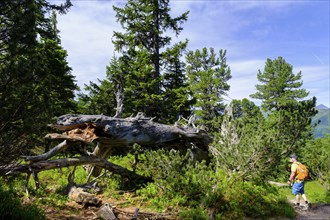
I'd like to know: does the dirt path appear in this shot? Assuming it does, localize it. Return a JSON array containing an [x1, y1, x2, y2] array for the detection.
[[295, 203, 330, 220], [42, 198, 330, 219], [43, 204, 330, 220], [42, 203, 330, 220], [43, 199, 176, 220]]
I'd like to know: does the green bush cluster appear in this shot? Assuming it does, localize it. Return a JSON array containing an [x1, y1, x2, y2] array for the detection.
[[135, 149, 295, 219], [299, 134, 330, 189], [218, 181, 295, 219]]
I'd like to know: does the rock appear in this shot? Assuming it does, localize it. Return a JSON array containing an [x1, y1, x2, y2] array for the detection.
[[68, 186, 101, 207], [94, 203, 118, 220]]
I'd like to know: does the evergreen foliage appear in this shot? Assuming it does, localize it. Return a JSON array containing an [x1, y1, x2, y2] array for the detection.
[[248, 57, 317, 179], [210, 99, 275, 180], [186, 48, 231, 130], [77, 79, 116, 115], [250, 56, 309, 112], [136, 149, 294, 219], [259, 93, 317, 181], [110, 0, 191, 122], [0, 0, 76, 168], [300, 134, 330, 190], [79, 0, 192, 122]]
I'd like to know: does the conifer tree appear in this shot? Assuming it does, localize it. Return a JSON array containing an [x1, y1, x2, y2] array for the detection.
[[250, 56, 309, 111], [161, 41, 192, 122], [0, 0, 76, 167], [111, 0, 190, 122], [211, 99, 270, 179], [77, 79, 116, 115], [186, 48, 231, 130], [249, 57, 318, 177]]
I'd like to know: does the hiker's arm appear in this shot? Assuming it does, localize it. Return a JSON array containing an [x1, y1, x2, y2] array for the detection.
[[287, 171, 296, 185]]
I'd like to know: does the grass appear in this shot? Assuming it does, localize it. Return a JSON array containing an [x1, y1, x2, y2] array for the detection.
[[2, 165, 329, 220]]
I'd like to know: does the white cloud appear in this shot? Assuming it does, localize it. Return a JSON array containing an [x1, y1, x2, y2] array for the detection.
[[297, 65, 330, 107], [56, 1, 122, 88], [230, 60, 265, 76], [226, 0, 300, 12], [226, 59, 264, 103]]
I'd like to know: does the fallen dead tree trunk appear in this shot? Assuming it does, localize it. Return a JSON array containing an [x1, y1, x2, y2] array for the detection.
[[48, 113, 212, 149], [3, 113, 212, 215], [45, 113, 212, 177], [6, 113, 211, 186]]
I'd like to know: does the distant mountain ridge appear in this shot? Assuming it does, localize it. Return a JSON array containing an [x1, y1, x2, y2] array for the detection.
[[316, 104, 329, 109], [313, 104, 330, 138]]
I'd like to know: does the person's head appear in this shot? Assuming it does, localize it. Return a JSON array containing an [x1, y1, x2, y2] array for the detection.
[[289, 154, 298, 162]]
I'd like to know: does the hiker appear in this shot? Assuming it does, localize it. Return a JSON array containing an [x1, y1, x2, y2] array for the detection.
[[287, 154, 310, 209]]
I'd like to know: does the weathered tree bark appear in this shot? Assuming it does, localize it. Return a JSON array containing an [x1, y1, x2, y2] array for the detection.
[[113, 86, 124, 119], [48, 113, 212, 149]]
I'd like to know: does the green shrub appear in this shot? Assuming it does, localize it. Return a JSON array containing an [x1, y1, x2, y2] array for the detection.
[[179, 206, 209, 220], [135, 148, 295, 219], [220, 180, 295, 219], [137, 182, 187, 212], [299, 134, 330, 189], [136, 149, 211, 210]]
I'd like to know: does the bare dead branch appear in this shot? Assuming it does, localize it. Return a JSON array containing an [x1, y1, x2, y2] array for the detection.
[[22, 140, 68, 162], [6, 156, 151, 182]]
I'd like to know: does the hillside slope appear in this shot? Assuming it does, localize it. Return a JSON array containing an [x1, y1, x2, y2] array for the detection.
[[312, 106, 330, 138]]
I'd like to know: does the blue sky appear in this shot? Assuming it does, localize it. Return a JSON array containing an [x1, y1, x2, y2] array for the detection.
[[55, 0, 329, 107]]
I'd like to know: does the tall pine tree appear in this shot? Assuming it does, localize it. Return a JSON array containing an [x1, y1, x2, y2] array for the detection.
[[186, 48, 232, 131], [0, 0, 76, 168], [250, 57, 318, 177], [111, 0, 190, 122], [250, 56, 309, 111]]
